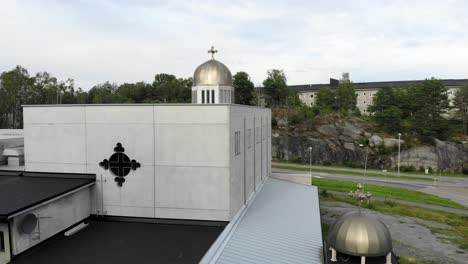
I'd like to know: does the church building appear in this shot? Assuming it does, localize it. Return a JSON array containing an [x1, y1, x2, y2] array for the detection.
[[0, 48, 324, 264]]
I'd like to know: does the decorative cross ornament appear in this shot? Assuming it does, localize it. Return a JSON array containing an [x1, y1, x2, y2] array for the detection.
[[99, 143, 141, 187], [348, 183, 372, 209], [208, 46, 218, 59]]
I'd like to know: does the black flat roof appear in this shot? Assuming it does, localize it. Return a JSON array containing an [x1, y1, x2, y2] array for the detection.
[[11, 219, 224, 264], [0, 170, 95, 221]]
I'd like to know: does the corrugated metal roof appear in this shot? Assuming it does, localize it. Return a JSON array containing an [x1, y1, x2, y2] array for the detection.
[[206, 178, 323, 264]]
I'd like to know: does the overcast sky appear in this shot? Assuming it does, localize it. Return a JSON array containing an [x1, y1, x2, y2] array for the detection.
[[1, 0, 467, 90]]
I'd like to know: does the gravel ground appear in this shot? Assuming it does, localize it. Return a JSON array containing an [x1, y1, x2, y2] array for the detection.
[[320, 202, 467, 264]]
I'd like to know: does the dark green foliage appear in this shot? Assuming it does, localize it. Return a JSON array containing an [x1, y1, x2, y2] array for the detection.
[[262, 69, 288, 107], [314, 80, 358, 115], [369, 79, 451, 143], [399, 165, 416, 172], [322, 161, 332, 166], [0, 66, 194, 128], [315, 88, 336, 112], [233, 72, 255, 105], [287, 104, 316, 127], [462, 166, 468, 175], [335, 80, 358, 114]]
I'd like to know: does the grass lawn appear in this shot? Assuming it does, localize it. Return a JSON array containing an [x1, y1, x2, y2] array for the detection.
[[312, 177, 467, 209], [319, 192, 468, 251], [273, 164, 434, 181], [274, 160, 467, 177]]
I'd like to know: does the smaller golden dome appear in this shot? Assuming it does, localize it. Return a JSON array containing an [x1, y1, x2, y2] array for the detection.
[[327, 211, 392, 257]]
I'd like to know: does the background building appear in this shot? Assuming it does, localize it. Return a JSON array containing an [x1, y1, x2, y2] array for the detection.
[[258, 77, 468, 115]]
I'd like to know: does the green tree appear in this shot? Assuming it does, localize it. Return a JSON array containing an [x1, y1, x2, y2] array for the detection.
[[410, 79, 450, 142], [368, 87, 404, 132], [233, 72, 255, 105], [262, 69, 288, 107], [0, 66, 35, 128], [315, 88, 336, 112], [453, 85, 468, 135], [335, 79, 358, 114], [151, 74, 192, 103], [87, 82, 120, 104]]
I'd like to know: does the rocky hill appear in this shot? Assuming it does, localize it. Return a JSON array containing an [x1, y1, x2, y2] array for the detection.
[[272, 114, 468, 173]]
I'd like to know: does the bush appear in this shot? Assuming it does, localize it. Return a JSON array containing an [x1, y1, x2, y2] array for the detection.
[[462, 166, 468, 175], [344, 161, 361, 168], [399, 165, 416, 172], [322, 161, 332, 166], [271, 118, 278, 128]]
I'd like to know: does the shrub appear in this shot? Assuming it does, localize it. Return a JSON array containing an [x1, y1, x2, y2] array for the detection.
[[462, 166, 468, 175], [400, 165, 416, 172], [322, 161, 332, 166]]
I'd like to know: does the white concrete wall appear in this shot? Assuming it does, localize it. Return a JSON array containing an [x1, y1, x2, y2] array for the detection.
[[10, 187, 91, 255], [23, 104, 270, 222], [229, 106, 271, 218]]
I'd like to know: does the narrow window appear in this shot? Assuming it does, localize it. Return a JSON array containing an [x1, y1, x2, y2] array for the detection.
[[206, 90, 210, 104], [202, 90, 205, 104], [0, 231, 4, 252], [212, 90, 215, 104], [234, 131, 241, 155]]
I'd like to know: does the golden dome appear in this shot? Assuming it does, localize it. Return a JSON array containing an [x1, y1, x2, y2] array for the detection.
[[193, 59, 233, 86], [327, 211, 392, 257]]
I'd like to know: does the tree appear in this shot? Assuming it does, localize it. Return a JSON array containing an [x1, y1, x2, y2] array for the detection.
[[233, 72, 255, 105], [262, 69, 288, 107], [151, 74, 192, 103], [410, 79, 450, 142], [452, 85, 468, 136], [368, 87, 404, 132], [0, 66, 35, 128], [87, 82, 120, 104], [335, 79, 358, 114], [315, 88, 336, 112]]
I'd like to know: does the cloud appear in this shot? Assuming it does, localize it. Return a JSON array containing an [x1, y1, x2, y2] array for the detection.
[[0, 0, 467, 89]]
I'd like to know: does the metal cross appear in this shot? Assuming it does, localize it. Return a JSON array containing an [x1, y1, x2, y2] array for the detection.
[[348, 183, 372, 209], [208, 46, 218, 59]]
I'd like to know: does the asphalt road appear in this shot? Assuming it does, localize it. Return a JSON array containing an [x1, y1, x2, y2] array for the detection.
[[272, 167, 468, 207]]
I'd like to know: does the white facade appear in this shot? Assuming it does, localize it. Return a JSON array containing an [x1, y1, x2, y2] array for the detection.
[[23, 104, 271, 222]]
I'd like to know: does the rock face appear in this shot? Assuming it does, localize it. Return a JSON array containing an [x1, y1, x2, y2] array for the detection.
[[383, 138, 405, 148], [272, 121, 468, 172], [393, 139, 467, 171]]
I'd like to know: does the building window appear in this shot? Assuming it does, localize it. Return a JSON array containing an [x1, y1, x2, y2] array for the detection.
[[247, 129, 252, 149], [0, 231, 4, 252], [227, 90, 231, 103], [234, 131, 241, 155], [212, 90, 215, 104], [202, 90, 205, 104]]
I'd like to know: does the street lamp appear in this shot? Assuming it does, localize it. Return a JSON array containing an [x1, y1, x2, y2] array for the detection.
[[358, 144, 368, 177], [397, 133, 402, 177], [308, 146, 313, 179]]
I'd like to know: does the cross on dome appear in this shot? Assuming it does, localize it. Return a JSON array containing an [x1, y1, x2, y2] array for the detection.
[[348, 183, 372, 209], [208, 46, 218, 60]]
